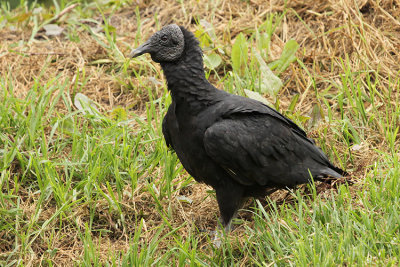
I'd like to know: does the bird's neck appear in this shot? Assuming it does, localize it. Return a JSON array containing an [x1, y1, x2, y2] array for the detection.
[[161, 56, 210, 95], [160, 28, 217, 108]]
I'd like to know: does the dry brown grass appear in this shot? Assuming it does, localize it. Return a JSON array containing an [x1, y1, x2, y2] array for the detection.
[[2, 0, 399, 107], [1, 0, 400, 265]]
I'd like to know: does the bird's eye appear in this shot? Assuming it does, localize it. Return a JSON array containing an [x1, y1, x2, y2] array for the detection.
[[161, 35, 168, 42]]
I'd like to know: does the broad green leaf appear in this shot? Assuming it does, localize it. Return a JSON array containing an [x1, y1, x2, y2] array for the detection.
[[288, 94, 300, 112], [199, 19, 217, 42], [308, 103, 325, 128], [195, 29, 212, 47], [244, 89, 273, 108], [345, 120, 361, 144], [256, 31, 270, 59], [60, 117, 75, 136], [269, 39, 299, 74], [296, 114, 311, 124], [231, 33, 248, 75], [204, 53, 222, 70], [254, 51, 283, 98], [74, 93, 101, 116]]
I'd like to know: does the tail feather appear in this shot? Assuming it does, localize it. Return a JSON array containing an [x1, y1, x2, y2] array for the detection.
[[321, 167, 345, 178], [317, 165, 352, 185], [328, 164, 348, 177]]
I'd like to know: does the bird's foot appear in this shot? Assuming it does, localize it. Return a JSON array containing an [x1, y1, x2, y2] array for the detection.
[[211, 220, 232, 248], [212, 230, 223, 248]]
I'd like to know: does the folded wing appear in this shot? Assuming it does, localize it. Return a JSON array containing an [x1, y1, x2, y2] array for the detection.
[[203, 113, 342, 187]]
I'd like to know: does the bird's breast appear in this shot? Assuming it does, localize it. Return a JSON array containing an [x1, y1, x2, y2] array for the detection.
[[164, 103, 223, 186]]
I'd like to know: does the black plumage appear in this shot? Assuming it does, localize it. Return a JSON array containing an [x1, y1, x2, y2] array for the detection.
[[130, 24, 347, 232]]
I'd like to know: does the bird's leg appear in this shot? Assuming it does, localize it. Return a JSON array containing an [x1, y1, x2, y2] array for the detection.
[[212, 216, 234, 248], [212, 184, 243, 248]]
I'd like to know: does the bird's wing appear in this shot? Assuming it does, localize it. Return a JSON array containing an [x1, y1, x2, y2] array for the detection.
[[203, 114, 334, 187], [221, 94, 312, 143], [162, 103, 177, 149], [162, 116, 172, 148]]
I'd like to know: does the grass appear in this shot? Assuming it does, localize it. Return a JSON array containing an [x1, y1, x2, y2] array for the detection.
[[0, 0, 400, 265]]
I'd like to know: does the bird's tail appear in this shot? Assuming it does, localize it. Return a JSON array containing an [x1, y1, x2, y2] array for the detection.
[[327, 164, 348, 178], [318, 165, 352, 185]]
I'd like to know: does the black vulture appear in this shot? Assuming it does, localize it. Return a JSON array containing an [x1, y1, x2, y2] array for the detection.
[[129, 24, 347, 237]]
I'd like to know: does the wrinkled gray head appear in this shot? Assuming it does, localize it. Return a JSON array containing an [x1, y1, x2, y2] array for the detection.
[[129, 24, 185, 63]]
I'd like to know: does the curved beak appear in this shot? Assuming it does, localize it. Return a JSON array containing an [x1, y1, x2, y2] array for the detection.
[[129, 40, 152, 58]]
